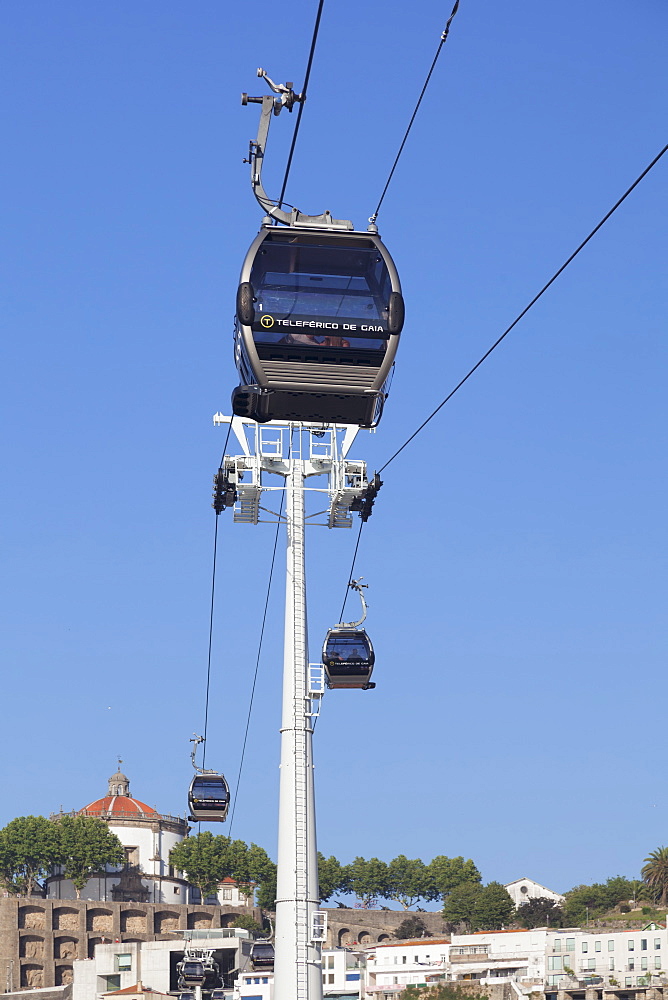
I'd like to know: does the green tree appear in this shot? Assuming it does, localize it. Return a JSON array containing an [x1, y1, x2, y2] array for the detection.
[[231, 914, 266, 937], [563, 876, 636, 925], [318, 853, 346, 903], [642, 848, 668, 905], [442, 882, 481, 928], [343, 856, 389, 906], [230, 841, 275, 902], [256, 867, 277, 910], [169, 831, 226, 899], [517, 897, 564, 928], [472, 882, 515, 931], [386, 856, 430, 910], [55, 815, 124, 898], [0, 816, 62, 896], [428, 856, 481, 901], [394, 915, 430, 939]]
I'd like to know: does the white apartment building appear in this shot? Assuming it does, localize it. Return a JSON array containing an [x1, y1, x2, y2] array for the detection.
[[362, 923, 668, 999], [448, 928, 547, 988], [545, 923, 668, 990], [364, 938, 451, 997]]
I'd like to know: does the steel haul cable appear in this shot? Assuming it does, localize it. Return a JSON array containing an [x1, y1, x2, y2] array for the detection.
[[200, 421, 233, 769], [378, 142, 668, 473], [370, 0, 461, 224], [277, 0, 326, 209], [228, 491, 286, 835], [336, 141, 668, 613]]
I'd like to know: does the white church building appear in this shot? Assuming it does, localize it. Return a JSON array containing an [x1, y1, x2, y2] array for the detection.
[[46, 766, 250, 908]]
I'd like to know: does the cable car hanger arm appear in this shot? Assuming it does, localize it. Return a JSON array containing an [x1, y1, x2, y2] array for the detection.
[[190, 733, 217, 776], [335, 577, 368, 629], [241, 68, 354, 231]]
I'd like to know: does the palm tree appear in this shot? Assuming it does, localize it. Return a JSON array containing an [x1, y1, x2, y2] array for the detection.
[[641, 847, 668, 905]]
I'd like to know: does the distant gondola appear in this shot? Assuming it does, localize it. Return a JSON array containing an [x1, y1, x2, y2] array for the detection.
[[188, 772, 230, 823], [177, 961, 205, 986], [250, 942, 275, 971], [322, 628, 375, 690], [322, 579, 376, 690]]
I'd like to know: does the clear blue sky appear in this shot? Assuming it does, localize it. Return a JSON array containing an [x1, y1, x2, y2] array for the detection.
[[1, 0, 666, 900]]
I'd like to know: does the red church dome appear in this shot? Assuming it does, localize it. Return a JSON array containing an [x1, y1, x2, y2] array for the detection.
[[80, 795, 157, 817], [78, 762, 158, 818]]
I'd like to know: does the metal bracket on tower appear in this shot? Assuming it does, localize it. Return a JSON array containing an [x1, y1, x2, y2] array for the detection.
[[241, 68, 354, 230], [212, 415, 374, 528]]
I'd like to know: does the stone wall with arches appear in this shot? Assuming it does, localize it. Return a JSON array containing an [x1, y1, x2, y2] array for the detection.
[[322, 907, 447, 950], [0, 897, 262, 993]]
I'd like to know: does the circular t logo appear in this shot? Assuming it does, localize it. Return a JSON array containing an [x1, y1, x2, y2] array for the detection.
[[260, 315, 275, 329]]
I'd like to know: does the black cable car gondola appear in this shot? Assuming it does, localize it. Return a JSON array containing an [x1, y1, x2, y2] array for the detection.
[[232, 70, 404, 428], [323, 579, 376, 690], [250, 942, 275, 971], [188, 735, 230, 823], [177, 961, 205, 987]]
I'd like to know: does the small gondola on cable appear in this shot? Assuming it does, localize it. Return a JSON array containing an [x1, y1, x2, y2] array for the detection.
[[187, 734, 230, 823], [250, 941, 275, 971], [232, 69, 404, 429], [323, 579, 375, 690]]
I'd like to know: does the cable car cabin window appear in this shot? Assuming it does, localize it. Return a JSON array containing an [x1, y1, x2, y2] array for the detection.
[[324, 633, 373, 674], [250, 239, 392, 349], [191, 779, 228, 803]]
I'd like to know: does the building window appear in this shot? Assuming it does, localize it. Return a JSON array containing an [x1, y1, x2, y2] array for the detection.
[[629, 960, 635, 971], [554, 940, 562, 952], [102, 976, 120, 991], [548, 958, 563, 971], [595, 941, 602, 953], [328, 974, 335, 984], [609, 959, 615, 971], [587, 960, 595, 970], [174, 887, 180, 894], [656, 939, 662, 950], [626, 978, 632, 986], [642, 958, 648, 970], [116, 955, 132, 972], [582, 943, 588, 953], [124, 846, 139, 866], [629, 941, 635, 951], [655, 957, 661, 969], [642, 940, 648, 951], [221, 888, 233, 900], [608, 940, 615, 951], [566, 939, 575, 952]]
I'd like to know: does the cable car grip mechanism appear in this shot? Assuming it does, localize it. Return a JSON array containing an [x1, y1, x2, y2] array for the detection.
[[336, 578, 369, 629], [241, 67, 355, 231]]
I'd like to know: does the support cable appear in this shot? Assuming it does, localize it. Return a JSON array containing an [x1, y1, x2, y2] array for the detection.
[[338, 522, 364, 622], [378, 142, 668, 473], [370, 0, 460, 224], [199, 421, 233, 770], [201, 514, 219, 770], [277, 0, 326, 209], [228, 491, 286, 835]]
